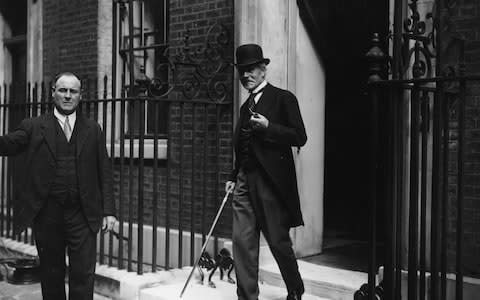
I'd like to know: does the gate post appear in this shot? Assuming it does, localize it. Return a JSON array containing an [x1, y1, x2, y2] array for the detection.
[[354, 32, 386, 300]]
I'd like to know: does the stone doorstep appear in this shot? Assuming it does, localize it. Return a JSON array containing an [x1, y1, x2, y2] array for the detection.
[[378, 266, 480, 300], [259, 260, 368, 300]]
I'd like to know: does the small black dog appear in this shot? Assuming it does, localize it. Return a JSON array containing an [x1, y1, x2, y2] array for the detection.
[[197, 248, 235, 288]]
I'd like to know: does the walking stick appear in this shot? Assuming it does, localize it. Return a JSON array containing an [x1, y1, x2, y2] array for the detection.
[[179, 189, 232, 298]]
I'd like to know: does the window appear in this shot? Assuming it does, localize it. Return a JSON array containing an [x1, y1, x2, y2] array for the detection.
[[119, 0, 169, 138]]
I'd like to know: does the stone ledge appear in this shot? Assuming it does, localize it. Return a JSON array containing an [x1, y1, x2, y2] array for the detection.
[[260, 260, 367, 300]]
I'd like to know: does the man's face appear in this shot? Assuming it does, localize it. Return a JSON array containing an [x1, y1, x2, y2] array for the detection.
[[238, 64, 265, 91], [52, 75, 81, 115]]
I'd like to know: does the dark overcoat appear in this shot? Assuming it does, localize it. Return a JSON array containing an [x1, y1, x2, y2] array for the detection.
[[230, 83, 307, 227], [0, 112, 115, 234]]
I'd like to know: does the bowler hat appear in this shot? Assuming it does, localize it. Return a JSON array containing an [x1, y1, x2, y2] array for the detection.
[[235, 44, 270, 68]]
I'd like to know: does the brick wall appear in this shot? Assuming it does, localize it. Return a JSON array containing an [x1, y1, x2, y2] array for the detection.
[[443, 0, 480, 278], [43, 0, 99, 83]]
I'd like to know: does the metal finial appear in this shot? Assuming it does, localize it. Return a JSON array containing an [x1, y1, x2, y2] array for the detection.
[[366, 33, 386, 83]]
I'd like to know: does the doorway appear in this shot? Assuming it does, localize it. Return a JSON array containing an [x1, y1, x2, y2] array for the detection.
[[321, 0, 389, 270]]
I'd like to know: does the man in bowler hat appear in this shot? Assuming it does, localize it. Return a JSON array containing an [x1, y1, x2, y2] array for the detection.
[[226, 44, 307, 300], [0, 72, 116, 300]]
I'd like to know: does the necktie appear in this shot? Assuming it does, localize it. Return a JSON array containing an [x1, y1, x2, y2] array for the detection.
[[247, 88, 263, 113], [63, 116, 72, 142]]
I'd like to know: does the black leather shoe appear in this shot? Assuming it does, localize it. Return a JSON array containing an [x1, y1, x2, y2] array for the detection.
[[286, 290, 303, 300]]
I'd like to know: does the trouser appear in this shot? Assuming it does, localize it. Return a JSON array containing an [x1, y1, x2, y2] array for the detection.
[[232, 167, 304, 300], [34, 197, 97, 300]]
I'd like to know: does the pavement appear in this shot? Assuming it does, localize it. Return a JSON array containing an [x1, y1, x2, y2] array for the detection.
[[0, 281, 112, 300], [0, 245, 112, 300]]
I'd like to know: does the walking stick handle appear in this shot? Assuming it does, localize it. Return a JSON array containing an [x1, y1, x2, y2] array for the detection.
[[179, 190, 232, 298]]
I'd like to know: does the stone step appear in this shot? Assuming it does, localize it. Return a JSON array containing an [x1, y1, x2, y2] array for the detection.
[[139, 267, 329, 300], [259, 260, 368, 300], [141, 281, 328, 300]]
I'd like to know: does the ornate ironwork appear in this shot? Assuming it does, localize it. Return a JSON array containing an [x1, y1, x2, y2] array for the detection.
[[384, 0, 466, 80], [400, 0, 436, 78], [137, 23, 232, 103]]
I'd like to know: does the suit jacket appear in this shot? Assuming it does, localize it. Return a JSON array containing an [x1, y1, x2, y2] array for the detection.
[[230, 83, 307, 227], [0, 112, 115, 234]]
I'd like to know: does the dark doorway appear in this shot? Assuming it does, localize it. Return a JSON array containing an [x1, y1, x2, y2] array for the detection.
[[296, 0, 389, 272], [321, 1, 389, 246]]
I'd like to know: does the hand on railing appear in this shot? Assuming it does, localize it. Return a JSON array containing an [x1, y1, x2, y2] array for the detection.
[[101, 228, 129, 241], [101, 215, 117, 232]]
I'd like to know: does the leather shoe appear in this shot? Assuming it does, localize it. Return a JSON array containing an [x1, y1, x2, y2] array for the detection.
[[286, 290, 303, 300]]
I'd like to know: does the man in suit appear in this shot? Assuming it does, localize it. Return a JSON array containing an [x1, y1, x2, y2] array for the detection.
[[225, 44, 307, 300], [0, 72, 116, 300]]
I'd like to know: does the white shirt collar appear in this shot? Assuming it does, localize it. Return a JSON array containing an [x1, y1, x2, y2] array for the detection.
[[54, 107, 77, 129], [251, 80, 267, 94], [251, 80, 267, 103]]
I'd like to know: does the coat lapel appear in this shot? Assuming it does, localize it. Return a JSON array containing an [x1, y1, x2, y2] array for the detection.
[[254, 83, 273, 116], [41, 113, 57, 158], [75, 114, 92, 158]]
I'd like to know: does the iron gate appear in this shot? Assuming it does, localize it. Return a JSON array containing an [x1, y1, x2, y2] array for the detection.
[[356, 0, 480, 299]]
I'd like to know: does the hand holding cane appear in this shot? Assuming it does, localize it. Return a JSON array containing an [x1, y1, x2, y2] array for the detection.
[[179, 188, 233, 298]]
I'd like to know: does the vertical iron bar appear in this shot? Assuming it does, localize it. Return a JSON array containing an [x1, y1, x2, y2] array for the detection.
[[419, 92, 429, 300], [384, 85, 395, 300], [140, 0, 146, 72], [441, 92, 449, 300], [368, 83, 378, 300], [128, 0, 135, 95], [165, 102, 172, 270], [214, 106, 220, 255], [27, 83, 31, 118], [40, 82, 45, 115], [127, 0, 135, 272], [127, 98, 134, 272], [202, 105, 208, 244], [137, 97, 145, 275], [99, 95, 105, 266], [119, 81, 126, 270], [112, 0, 118, 102], [431, 86, 443, 300], [365, 33, 385, 300], [152, 99, 159, 272], [6, 84, 12, 238], [408, 82, 420, 300], [179, 102, 184, 268], [395, 86, 405, 300], [432, 0, 444, 297], [190, 104, 196, 266], [392, 0, 403, 80], [105, 76, 114, 267], [111, 4, 118, 265], [456, 68, 466, 300], [94, 79, 99, 121]]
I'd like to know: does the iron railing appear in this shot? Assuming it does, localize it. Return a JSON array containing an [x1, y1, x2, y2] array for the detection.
[[356, 33, 480, 300], [0, 73, 233, 274]]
